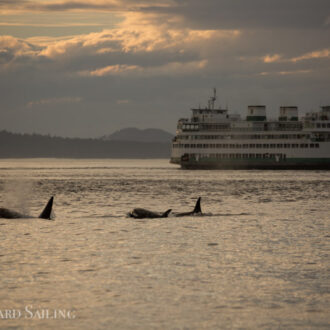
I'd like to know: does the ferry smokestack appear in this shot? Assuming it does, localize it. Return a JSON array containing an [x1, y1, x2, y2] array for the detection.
[[247, 105, 266, 121], [279, 106, 298, 121]]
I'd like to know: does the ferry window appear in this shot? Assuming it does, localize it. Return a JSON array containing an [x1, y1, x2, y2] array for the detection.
[[315, 144, 319, 148], [327, 124, 330, 128], [249, 144, 256, 148], [243, 154, 249, 159], [310, 144, 315, 148], [243, 144, 248, 148], [284, 144, 290, 148], [277, 144, 283, 148], [236, 144, 242, 148], [317, 123, 321, 128], [300, 144, 305, 148], [256, 154, 262, 159], [263, 144, 269, 148], [256, 144, 262, 148], [322, 124, 326, 128]]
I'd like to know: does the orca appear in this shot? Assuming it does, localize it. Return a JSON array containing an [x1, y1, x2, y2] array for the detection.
[[0, 196, 54, 220], [174, 197, 202, 217], [128, 208, 171, 219]]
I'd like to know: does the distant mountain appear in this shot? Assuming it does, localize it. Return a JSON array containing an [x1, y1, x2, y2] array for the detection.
[[101, 127, 174, 143], [0, 130, 171, 158]]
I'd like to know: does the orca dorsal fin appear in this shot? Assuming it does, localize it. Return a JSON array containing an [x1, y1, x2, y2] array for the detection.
[[193, 197, 202, 214], [162, 209, 172, 218], [39, 197, 54, 220]]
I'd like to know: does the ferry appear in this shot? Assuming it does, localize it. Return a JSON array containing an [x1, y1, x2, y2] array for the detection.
[[170, 89, 330, 169]]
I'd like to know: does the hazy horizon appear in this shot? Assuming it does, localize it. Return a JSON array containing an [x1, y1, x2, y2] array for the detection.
[[1, 126, 175, 139], [1, 0, 329, 138]]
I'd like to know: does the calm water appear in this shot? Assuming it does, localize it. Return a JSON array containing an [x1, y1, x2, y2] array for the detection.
[[0, 159, 329, 329]]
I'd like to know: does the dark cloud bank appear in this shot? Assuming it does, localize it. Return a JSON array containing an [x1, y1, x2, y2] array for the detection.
[[0, 0, 329, 137]]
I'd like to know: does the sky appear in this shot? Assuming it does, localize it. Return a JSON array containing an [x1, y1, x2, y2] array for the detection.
[[0, 0, 329, 137]]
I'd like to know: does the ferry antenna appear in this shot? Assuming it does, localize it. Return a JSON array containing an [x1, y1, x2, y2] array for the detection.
[[209, 87, 217, 109]]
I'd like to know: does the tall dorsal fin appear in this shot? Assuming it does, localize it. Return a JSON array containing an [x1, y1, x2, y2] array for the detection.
[[39, 197, 54, 220], [193, 197, 202, 213], [161, 209, 172, 218]]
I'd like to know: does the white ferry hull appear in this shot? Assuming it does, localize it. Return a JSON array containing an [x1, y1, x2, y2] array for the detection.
[[171, 156, 330, 170]]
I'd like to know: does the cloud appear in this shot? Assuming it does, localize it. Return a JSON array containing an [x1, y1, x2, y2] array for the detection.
[[0, 9, 240, 74], [80, 59, 207, 77], [81, 64, 141, 76], [0, 0, 176, 13], [0, 35, 37, 57], [262, 54, 282, 63], [259, 70, 312, 76], [291, 48, 330, 62], [0, 22, 105, 27], [26, 96, 82, 108], [116, 99, 130, 104], [1, 0, 329, 31], [259, 48, 330, 65], [1, 1, 330, 137]]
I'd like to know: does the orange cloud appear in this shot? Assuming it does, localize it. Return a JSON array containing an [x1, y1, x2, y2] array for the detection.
[[80, 59, 208, 77], [82, 64, 141, 76], [0, 35, 37, 56], [23, 9, 240, 60], [262, 54, 282, 63], [259, 69, 311, 76], [291, 48, 330, 62]]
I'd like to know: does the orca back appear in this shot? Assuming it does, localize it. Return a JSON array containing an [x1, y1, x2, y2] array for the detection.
[[0, 208, 23, 219], [39, 197, 54, 220]]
